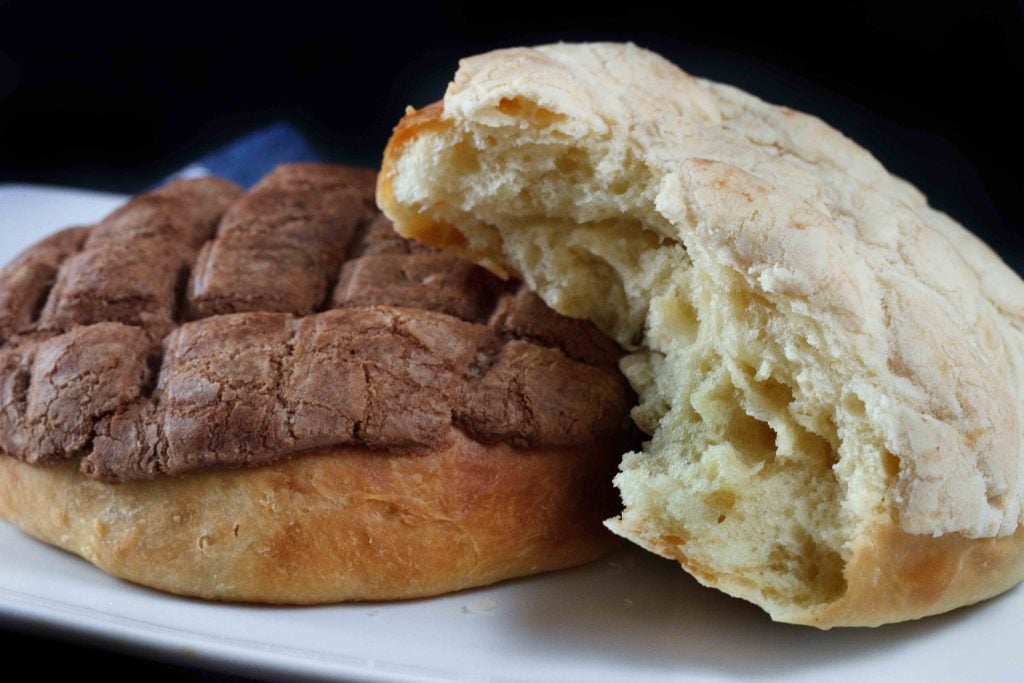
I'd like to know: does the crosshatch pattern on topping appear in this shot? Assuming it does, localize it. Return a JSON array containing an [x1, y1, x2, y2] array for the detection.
[[0, 164, 631, 482]]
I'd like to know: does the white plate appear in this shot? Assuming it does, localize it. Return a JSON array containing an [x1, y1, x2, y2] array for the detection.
[[0, 184, 1021, 683]]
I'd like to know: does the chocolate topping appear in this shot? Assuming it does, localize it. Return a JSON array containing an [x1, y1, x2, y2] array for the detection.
[[0, 164, 632, 482], [0, 227, 89, 344], [188, 164, 377, 318], [39, 178, 242, 338]]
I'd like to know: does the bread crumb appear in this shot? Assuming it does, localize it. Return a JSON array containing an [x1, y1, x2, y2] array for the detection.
[[463, 597, 496, 615]]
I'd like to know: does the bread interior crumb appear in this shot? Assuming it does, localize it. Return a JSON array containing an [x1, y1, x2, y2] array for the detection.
[[389, 115, 894, 611]]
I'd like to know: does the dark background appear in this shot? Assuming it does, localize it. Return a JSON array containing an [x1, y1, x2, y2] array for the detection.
[[1, 2, 1022, 273], [1, 1, 1021, 678]]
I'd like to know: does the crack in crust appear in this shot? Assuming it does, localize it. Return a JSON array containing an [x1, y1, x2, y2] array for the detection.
[[0, 164, 632, 482]]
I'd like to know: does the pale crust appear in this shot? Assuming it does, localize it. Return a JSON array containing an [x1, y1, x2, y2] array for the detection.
[[0, 429, 619, 603]]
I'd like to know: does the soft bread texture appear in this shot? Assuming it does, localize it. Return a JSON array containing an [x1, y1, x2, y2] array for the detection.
[[378, 42, 1024, 626], [0, 430, 619, 602]]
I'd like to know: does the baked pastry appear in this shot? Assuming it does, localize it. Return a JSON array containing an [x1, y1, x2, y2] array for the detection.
[[378, 43, 1024, 627], [0, 163, 632, 603]]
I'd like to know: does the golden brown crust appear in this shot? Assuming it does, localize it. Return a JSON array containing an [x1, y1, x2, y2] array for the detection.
[[803, 520, 1024, 628], [379, 102, 491, 270], [0, 429, 620, 603], [614, 515, 1024, 628], [387, 101, 447, 154]]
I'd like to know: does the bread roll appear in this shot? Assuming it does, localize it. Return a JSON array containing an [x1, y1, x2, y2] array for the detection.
[[378, 42, 1024, 627], [0, 163, 632, 602]]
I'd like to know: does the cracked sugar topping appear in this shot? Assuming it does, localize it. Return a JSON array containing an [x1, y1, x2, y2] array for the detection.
[[0, 164, 630, 482]]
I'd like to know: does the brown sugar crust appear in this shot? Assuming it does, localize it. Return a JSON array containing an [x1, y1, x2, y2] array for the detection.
[[0, 164, 632, 482], [188, 165, 377, 318], [39, 178, 242, 339], [0, 163, 629, 601]]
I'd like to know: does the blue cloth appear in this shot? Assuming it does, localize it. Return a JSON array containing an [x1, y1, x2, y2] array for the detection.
[[167, 122, 321, 188]]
